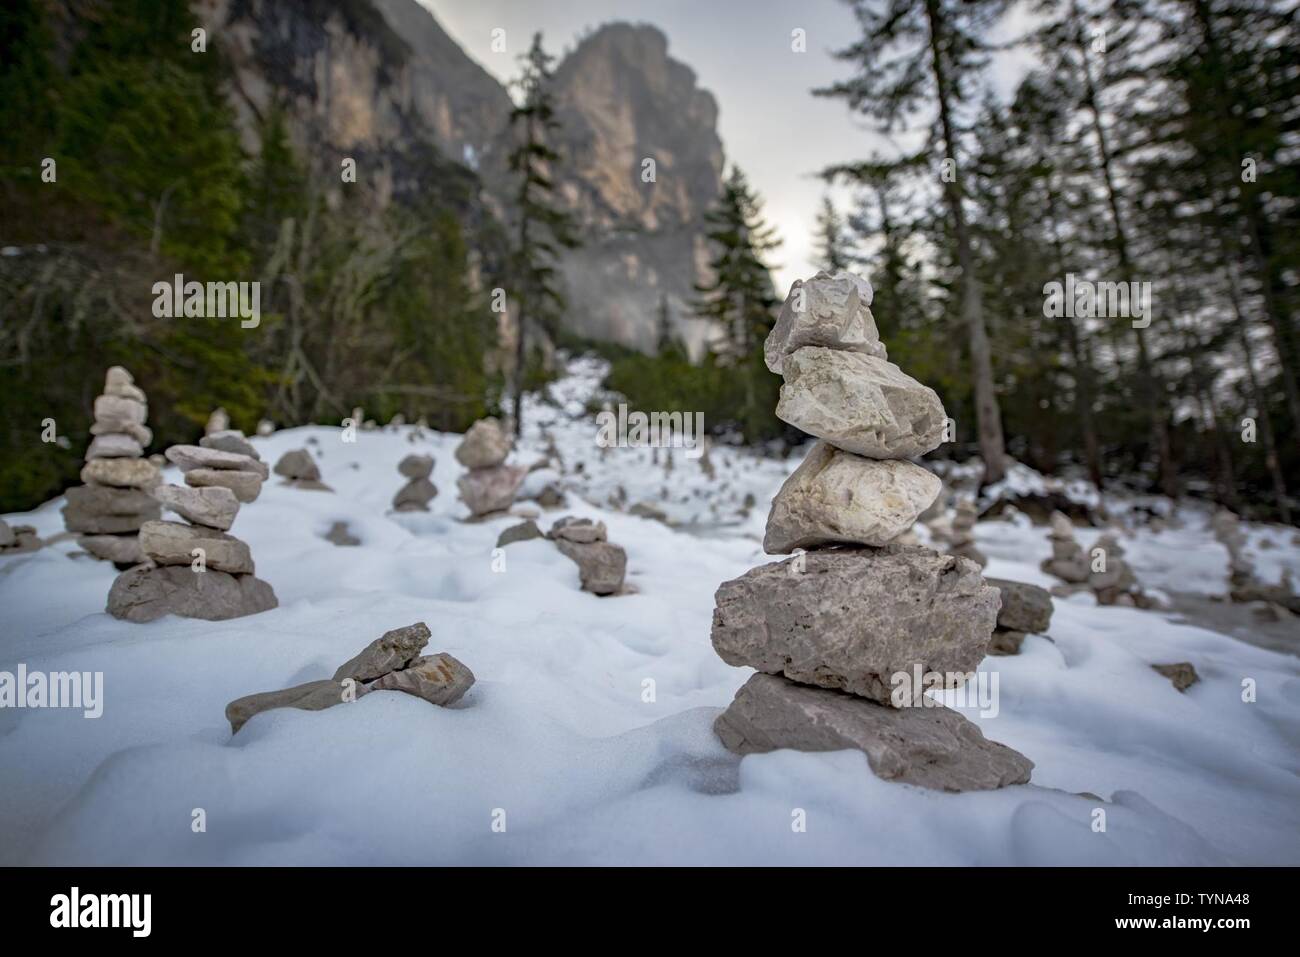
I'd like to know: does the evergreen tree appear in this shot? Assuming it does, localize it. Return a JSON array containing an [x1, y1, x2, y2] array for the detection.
[[694, 166, 782, 442], [506, 32, 580, 436], [813, 195, 851, 271]]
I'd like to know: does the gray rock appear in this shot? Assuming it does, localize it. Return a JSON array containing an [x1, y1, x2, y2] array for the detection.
[[167, 445, 269, 479], [205, 408, 229, 436], [536, 484, 567, 509], [549, 516, 607, 544], [107, 564, 277, 622], [273, 449, 321, 482], [764, 270, 885, 374], [369, 653, 475, 707], [711, 546, 999, 706], [628, 501, 668, 522], [77, 534, 146, 565], [986, 630, 1026, 656], [90, 420, 152, 446], [139, 520, 253, 574], [555, 539, 627, 595], [457, 463, 527, 516], [86, 433, 145, 460], [0, 520, 13, 548], [93, 394, 146, 426], [0, 524, 40, 554], [764, 441, 940, 553], [398, 454, 434, 479], [64, 484, 160, 521], [324, 521, 360, 546], [985, 578, 1053, 633], [775, 347, 947, 459], [333, 622, 431, 682], [1152, 662, 1199, 692], [81, 457, 160, 490], [183, 468, 263, 503], [151, 484, 240, 531], [200, 430, 259, 460], [455, 417, 511, 469], [392, 477, 438, 511], [226, 680, 348, 734], [714, 673, 1033, 792], [497, 519, 543, 547]]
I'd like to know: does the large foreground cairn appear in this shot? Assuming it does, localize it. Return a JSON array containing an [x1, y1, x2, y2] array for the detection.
[[106, 441, 276, 622], [63, 366, 160, 566], [711, 270, 1033, 792], [393, 454, 438, 512], [225, 621, 473, 733], [455, 417, 526, 518]]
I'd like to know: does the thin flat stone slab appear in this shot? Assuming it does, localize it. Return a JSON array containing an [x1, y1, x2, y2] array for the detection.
[[107, 564, 277, 622], [985, 578, 1053, 633], [139, 520, 253, 574], [764, 270, 884, 374], [152, 484, 240, 531], [77, 534, 146, 565], [166, 444, 270, 479], [775, 347, 947, 459], [93, 394, 146, 426], [711, 545, 999, 705], [764, 441, 941, 553], [81, 457, 161, 490], [183, 468, 264, 503], [333, 622, 431, 683], [63, 485, 160, 534], [86, 433, 144, 459], [714, 673, 1034, 792], [90, 420, 152, 446], [200, 430, 260, 460], [368, 653, 474, 707], [226, 680, 348, 734]]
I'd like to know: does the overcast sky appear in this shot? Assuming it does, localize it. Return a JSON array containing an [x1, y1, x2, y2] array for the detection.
[[422, 0, 1035, 295]]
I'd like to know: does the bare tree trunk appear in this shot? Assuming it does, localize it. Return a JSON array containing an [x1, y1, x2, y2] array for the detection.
[[923, 0, 1006, 486]]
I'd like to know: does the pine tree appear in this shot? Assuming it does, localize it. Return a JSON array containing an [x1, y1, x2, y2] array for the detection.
[[816, 0, 1009, 486], [694, 166, 781, 442], [813, 196, 851, 271], [506, 32, 580, 437]]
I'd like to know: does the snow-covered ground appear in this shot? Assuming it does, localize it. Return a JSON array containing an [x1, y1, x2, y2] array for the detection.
[[2, 358, 1298, 865]]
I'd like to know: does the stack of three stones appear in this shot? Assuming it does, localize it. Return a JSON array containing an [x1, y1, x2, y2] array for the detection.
[[708, 271, 1033, 792]]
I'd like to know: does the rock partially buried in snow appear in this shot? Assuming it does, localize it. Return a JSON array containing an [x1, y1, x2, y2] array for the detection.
[[711, 546, 999, 705], [151, 484, 240, 531], [333, 621, 432, 683], [764, 441, 940, 553], [273, 449, 321, 482], [139, 520, 253, 574], [775, 347, 946, 459], [107, 564, 277, 622], [497, 519, 542, 547], [556, 540, 627, 596], [324, 521, 360, 546], [200, 430, 260, 460], [183, 468, 263, 503], [986, 630, 1026, 656], [985, 578, 1053, 634], [457, 464, 526, 517], [167, 445, 269, 479], [225, 680, 348, 734], [713, 673, 1033, 792], [764, 270, 884, 374], [369, 653, 475, 707], [1152, 662, 1199, 692], [455, 417, 511, 469]]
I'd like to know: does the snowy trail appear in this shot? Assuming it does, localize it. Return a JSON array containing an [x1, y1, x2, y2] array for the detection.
[[2, 362, 1299, 865]]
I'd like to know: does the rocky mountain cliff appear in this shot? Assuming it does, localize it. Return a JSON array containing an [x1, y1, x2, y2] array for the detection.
[[196, 0, 727, 353]]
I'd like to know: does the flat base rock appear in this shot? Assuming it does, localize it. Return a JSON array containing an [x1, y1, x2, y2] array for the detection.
[[986, 577, 1053, 633], [107, 564, 277, 622], [714, 673, 1033, 792], [712, 545, 999, 705]]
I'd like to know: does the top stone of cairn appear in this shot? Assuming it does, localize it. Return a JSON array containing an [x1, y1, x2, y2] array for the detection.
[[764, 270, 885, 375]]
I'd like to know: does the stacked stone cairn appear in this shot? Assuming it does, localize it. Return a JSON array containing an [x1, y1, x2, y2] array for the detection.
[[1210, 508, 1298, 612], [1040, 511, 1091, 587], [225, 621, 473, 733], [63, 366, 161, 567], [547, 516, 627, 595], [0, 518, 40, 556], [106, 441, 277, 622], [393, 454, 437, 512], [1041, 511, 1150, 606], [273, 448, 331, 491], [944, 498, 987, 567], [455, 417, 526, 518], [984, 578, 1054, 655], [709, 270, 1033, 792]]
